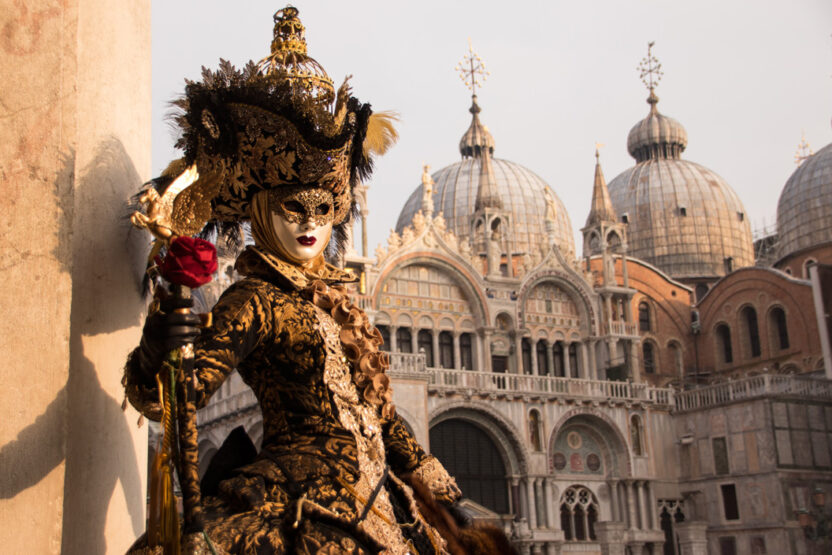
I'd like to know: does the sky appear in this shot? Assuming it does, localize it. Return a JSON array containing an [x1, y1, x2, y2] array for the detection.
[[152, 0, 832, 253]]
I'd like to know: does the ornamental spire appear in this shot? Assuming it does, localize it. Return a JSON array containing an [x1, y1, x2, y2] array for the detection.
[[638, 41, 663, 114], [585, 144, 617, 227]]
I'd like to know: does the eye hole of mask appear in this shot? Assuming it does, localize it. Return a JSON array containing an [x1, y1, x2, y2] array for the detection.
[[283, 200, 305, 214], [315, 203, 331, 216]]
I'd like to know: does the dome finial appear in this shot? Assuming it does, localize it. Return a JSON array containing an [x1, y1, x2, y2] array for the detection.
[[795, 130, 814, 166], [638, 41, 663, 114], [456, 40, 495, 158]]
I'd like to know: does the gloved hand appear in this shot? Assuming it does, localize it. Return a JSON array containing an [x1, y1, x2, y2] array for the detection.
[[447, 501, 473, 528], [137, 291, 202, 378]]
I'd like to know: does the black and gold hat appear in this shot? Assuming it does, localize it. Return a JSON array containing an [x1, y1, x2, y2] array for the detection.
[[141, 7, 397, 241]]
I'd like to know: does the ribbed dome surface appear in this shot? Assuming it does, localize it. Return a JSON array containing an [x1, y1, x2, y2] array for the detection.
[[626, 99, 688, 162], [396, 158, 575, 256], [777, 141, 832, 259], [607, 159, 754, 278]]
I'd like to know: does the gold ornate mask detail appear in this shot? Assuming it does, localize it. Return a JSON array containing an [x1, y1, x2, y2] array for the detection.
[[270, 187, 335, 226]]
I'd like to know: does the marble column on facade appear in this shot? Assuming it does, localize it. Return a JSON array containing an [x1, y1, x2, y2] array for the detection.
[[535, 479, 546, 528], [608, 480, 619, 522], [515, 477, 527, 521], [510, 478, 521, 519], [543, 478, 556, 528], [630, 341, 641, 382], [530, 339, 539, 375], [483, 330, 493, 373], [432, 330, 440, 368], [545, 340, 554, 376], [452, 332, 461, 370], [562, 341, 571, 377], [625, 480, 637, 530], [588, 340, 599, 380], [636, 481, 649, 530], [514, 333, 524, 374], [579, 342, 589, 379], [646, 481, 658, 530], [390, 325, 398, 352], [526, 478, 538, 529]]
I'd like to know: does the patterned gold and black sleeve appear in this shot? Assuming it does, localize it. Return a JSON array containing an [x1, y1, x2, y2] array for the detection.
[[123, 278, 273, 419], [383, 415, 462, 505], [191, 278, 274, 408]]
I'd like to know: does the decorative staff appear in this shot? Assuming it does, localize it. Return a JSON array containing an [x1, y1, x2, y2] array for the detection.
[[130, 165, 218, 554]]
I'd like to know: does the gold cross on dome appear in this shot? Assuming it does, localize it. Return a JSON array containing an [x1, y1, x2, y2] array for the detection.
[[638, 41, 663, 92], [795, 131, 813, 166], [455, 38, 490, 96]]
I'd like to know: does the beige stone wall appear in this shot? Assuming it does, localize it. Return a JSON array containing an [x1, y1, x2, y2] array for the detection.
[[0, 1, 150, 553]]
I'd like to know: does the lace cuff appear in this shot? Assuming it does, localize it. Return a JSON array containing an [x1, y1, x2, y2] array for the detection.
[[411, 455, 462, 504]]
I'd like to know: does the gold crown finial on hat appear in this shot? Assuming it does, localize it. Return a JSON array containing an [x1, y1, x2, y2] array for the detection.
[[257, 6, 335, 104]]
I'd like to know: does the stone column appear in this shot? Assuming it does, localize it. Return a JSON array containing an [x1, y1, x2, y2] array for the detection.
[[531, 340, 539, 375], [483, 330, 493, 373], [390, 325, 398, 352], [515, 334, 524, 374], [511, 477, 522, 519], [646, 481, 658, 530], [432, 330, 440, 368], [629, 341, 641, 382], [562, 342, 571, 377], [454, 331, 462, 370], [535, 479, 546, 528], [545, 340, 554, 376], [589, 340, 599, 380], [675, 521, 709, 555], [608, 480, 619, 522], [526, 477, 538, 529], [517, 478, 528, 521], [543, 479, 556, 528], [360, 208, 369, 258], [0, 3, 151, 553], [636, 481, 648, 530], [595, 522, 627, 555], [625, 481, 637, 530]]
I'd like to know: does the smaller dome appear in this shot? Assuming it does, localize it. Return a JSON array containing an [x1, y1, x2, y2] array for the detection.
[[776, 141, 832, 259], [626, 93, 688, 162], [459, 95, 494, 158]]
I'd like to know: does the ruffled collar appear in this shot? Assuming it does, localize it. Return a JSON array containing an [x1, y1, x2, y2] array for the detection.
[[234, 246, 357, 290]]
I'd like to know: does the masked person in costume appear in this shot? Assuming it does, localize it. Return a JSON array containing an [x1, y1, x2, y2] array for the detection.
[[123, 7, 515, 555]]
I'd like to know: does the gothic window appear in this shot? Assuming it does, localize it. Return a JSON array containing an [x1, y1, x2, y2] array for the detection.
[[529, 409, 542, 451], [716, 324, 733, 364], [642, 341, 656, 374], [521, 338, 532, 374], [439, 331, 454, 368], [769, 307, 789, 350], [396, 328, 412, 353], [418, 330, 434, 367], [568, 343, 579, 378], [741, 306, 761, 358], [659, 500, 686, 555], [638, 302, 651, 332], [537, 341, 549, 375], [553, 342, 564, 377], [377, 325, 390, 352], [429, 420, 509, 514], [460, 333, 474, 370], [559, 486, 599, 541], [630, 414, 644, 456]]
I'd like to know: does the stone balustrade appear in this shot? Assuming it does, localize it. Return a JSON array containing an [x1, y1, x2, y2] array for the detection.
[[425, 367, 674, 405], [604, 320, 638, 337], [674, 373, 832, 412], [388, 351, 428, 376], [197, 387, 258, 426]]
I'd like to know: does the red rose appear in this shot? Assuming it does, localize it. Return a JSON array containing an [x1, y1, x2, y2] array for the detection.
[[157, 236, 218, 289]]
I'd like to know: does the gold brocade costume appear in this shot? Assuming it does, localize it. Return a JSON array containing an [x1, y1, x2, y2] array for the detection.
[[124, 246, 461, 554]]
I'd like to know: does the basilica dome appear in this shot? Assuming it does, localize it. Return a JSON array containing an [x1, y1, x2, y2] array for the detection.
[[776, 141, 832, 260], [396, 97, 575, 257], [607, 92, 754, 279]]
